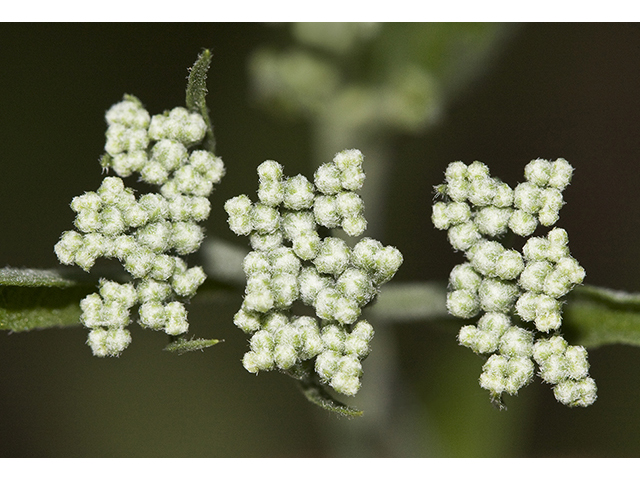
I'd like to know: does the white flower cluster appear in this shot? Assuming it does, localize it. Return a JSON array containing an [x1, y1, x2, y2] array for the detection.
[[433, 159, 596, 407], [55, 96, 224, 357], [226, 149, 403, 396], [533, 336, 597, 407]]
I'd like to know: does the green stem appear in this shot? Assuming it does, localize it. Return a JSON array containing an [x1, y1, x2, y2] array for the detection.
[[366, 281, 448, 322]]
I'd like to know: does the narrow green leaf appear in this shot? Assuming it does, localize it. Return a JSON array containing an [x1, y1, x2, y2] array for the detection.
[[0, 267, 96, 331], [564, 284, 640, 348], [283, 363, 363, 417], [185, 48, 215, 153], [0, 267, 85, 288], [164, 337, 222, 354], [570, 284, 640, 310], [298, 377, 364, 418]]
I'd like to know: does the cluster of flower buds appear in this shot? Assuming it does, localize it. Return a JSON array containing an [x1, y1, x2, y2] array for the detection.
[[533, 336, 596, 407], [55, 96, 223, 356], [433, 159, 596, 407], [226, 149, 402, 396]]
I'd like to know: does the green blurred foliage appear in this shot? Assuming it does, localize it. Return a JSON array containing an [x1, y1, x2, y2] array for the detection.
[[1, 23, 640, 457], [249, 23, 509, 160]]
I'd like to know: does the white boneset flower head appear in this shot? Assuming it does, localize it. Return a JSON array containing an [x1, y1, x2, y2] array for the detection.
[[548, 158, 574, 191], [553, 378, 597, 407], [283, 174, 315, 210], [270, 273, 299, 308], [106, 97, 150, 129], [54, 230, 85, 265], [432, 202, 452, 230], [498, 326, 534, 358], [257, 159, 284, 183], [540, 188, 564, 218], [444, 179, 469, 203], [315, 350, 341, 381], [141, 161, 170, 185], [372, 245, 403, 284], [138, 301, 168, 330], [333, 149, 365, 191], [226, 149, 402, 399], [341, 215, 367, 237], [281, 211, 316, 241], [137, 279, 172, 304], [257, 160, 285, 206], [164, 302, 189, 336], [87, 327, 132, 357], [351, 238, 382, 273], [495, 250, 525, 281], [171, 222, 205, 255], [336, 267, 375, 306], [251, 204, 280, 235], [314, 195, 341, 229], [292, 231, 321, 260], [298, 266, 332, 306], [330, 355, 363, 396], [111, 151, 148, 178], [295, 319, 324, 360], [56, 91, 221, 356], [468, 177, 497, 207], [474, 206, 512, 236], [148, 107, 207, 146], [234, 309, 263, 334], [151, 139, 188, 172], [344, 320, 374, 358], [446, 202, 472, 226], [479, 354, 535, 398], [508, 209, 538, 237], [447, 222, 482, 251], [433, 158, 594, 407], [492, 181, 514, 207], [225, 195, 253, 236], [190, 150, 225, 184], [313, 237, 350, 276], [104, 123, 149, 157], [449, 263, 482, 292], [467, 240, 505, 277], [99, 205, 126, 236], [314, 162, 343, 195], [458, 312, 511, 355], [250, 231, 284, 252], [524, 158, 552, 186], [242, 251, 271, 277], [447, 289, 480, 319], [171, 266, 206, 297], [519, 261, 554, 293], [444, 161, 467, 182], [478, 278, 520, 313], [513, 182, 543, 215]]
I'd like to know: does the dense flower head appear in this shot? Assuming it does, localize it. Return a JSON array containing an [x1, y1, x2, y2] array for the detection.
[[433, 158, 595, 408], [226, 149, 402, 396], [55, 96, 223, 357]]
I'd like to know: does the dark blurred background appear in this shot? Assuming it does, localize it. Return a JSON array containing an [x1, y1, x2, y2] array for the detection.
[[1, 23, 639, 457]]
